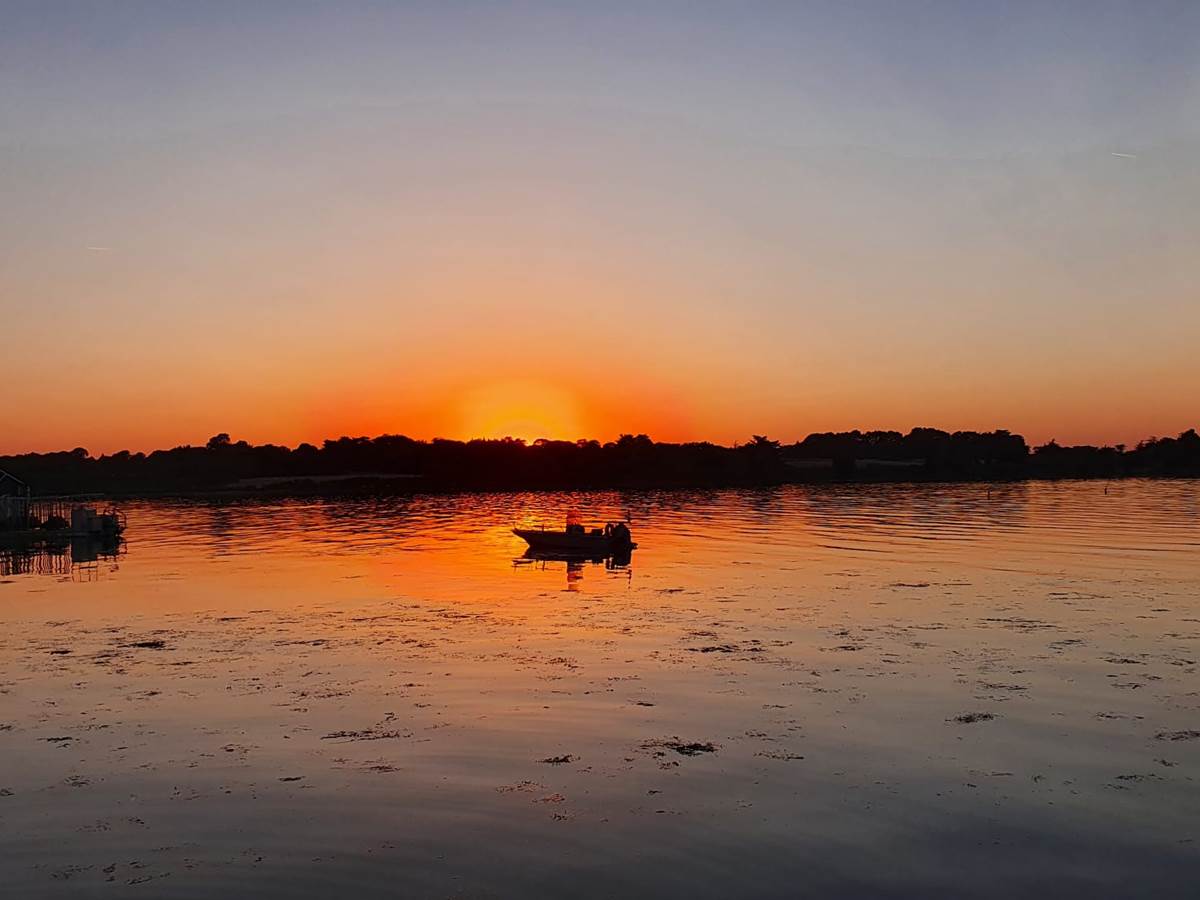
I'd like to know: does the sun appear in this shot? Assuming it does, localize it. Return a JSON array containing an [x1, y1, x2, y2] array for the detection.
[[456, 380, 585, 443]]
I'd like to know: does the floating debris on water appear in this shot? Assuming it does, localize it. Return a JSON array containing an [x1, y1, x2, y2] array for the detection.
[[321, 729, 410, 742], [641, 739, 718, 757], [950, 713, 996, 724], [1155, 730, 1200, 742]]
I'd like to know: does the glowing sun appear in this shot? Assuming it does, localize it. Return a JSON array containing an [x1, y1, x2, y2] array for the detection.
[[456, 380, 585, 443]]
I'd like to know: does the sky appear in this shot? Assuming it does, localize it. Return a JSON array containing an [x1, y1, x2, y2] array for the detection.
[[2, 1, 1198, 454]]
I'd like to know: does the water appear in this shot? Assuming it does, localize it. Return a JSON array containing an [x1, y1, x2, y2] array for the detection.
[[1, 481, 1198, 898]]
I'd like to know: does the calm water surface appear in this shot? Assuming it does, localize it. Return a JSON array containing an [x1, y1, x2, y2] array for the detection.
[[2, 481, 1198, 898]]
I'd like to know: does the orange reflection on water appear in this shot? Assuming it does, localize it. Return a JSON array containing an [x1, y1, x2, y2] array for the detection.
[[1, 482, 1198, 896]]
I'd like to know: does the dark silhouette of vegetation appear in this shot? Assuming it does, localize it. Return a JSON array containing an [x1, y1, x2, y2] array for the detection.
[[1, 428, 1197, 497], [786, 428, 1031, 479]]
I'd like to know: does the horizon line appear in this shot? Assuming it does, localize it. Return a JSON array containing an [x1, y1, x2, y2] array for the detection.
[[5, 426, 1198, 460]]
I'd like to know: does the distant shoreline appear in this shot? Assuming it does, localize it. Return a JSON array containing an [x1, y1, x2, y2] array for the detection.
[[3, 429, 1197, 500]]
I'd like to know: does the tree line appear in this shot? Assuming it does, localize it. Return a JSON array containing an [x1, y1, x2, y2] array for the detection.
[[1, 428, 1197, 496]]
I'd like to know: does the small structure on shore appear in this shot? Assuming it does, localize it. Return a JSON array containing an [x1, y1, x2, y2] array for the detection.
[[0, 469, 33, 531], [0, 468, 124, 537]]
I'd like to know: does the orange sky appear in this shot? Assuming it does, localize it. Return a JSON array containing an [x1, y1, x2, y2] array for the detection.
[[3, 6, 1197, 456]]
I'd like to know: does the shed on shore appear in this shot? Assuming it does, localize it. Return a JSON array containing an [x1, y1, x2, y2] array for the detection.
[[0, 468, 32, 531]]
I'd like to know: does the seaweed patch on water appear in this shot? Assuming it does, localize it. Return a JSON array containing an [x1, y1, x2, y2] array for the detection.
[[125, 640, 168, 650], [497, 781, 543, 794], [755, 750, 805, 761], [949, 712, 996, 724], [1048, 638, 1086, 651], [1155, 730, 1200, 742], [641, 738, 718, 757], [686, 640, 764, 654], [979, 617, 1058, 632], [321, 728, 411, 742], [539, 754, 576, 765], [978, 682, 1027, 692]]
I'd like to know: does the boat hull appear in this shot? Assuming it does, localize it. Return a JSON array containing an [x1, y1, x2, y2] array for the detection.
[[513, 528, 635, 555]]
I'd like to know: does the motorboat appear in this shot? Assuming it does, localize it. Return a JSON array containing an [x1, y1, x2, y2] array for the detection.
[[513, 515, 635, 556]]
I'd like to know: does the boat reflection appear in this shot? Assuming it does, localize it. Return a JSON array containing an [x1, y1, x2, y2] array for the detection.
[[513, 547, 633, 591], [0, 532, 124, 580]]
